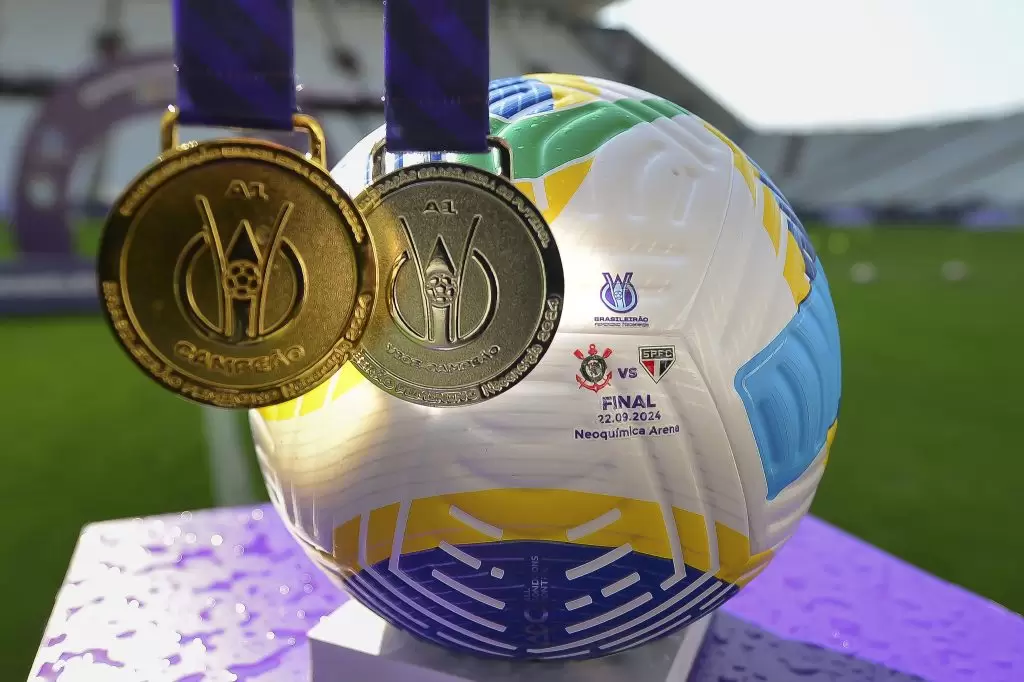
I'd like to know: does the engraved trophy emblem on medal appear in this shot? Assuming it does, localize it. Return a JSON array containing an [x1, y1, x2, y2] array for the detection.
[[388, 199, 496, 351], [181, 187, 302, 344]]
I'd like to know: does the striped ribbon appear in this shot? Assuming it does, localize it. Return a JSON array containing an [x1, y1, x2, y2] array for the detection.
[[172, 0, 297, 130], [384, 0, 490, 153]]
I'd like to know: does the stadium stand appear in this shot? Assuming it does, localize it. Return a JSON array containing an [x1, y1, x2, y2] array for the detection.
[[0, 0, 625, 211], [0, 0, 1021, 222], [746, 116, 1024, 211]]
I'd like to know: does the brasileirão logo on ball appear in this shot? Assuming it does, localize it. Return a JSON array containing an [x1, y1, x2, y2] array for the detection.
[[600, 271, 638, 313], [594, 270, 649, 329]]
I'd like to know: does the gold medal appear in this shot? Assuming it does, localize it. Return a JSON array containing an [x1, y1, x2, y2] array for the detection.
[[351, 139, 564, 407], [98, 110, 376, 408]]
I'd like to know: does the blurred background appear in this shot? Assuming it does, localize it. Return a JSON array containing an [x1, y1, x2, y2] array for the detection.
[[1, 0, 1021, 677]]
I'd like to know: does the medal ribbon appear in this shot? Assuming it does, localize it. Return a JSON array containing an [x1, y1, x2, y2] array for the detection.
[[172, 0, 297, 130], [384, 0, 490, 153]]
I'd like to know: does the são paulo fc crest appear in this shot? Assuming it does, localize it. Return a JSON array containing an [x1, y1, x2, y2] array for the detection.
[[639, 345, 676, 383], [600, 272, 637, 313], [575, 344, 613, 392]]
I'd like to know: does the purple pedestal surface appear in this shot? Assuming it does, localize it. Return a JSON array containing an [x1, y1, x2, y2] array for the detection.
[[29, 505, 1023, 682]]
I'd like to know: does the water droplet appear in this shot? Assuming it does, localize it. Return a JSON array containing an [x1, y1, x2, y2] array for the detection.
[[211, 535, 223, 546]]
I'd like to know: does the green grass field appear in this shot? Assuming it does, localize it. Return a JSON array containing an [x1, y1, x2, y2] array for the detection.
[[1, 224, 1022, 679]]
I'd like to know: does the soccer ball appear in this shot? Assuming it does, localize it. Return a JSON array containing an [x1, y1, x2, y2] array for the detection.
[[250, 74, 841, 660]]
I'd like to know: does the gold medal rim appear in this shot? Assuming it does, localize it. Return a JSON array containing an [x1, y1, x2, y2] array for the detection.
[[97, 137, 377, 409], [352, 161, 565, 407]]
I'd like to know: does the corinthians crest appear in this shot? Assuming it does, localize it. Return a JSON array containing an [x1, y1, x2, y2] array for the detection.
[[389, 204, 497, 351], [176, 191, 305, 344], [575, 344, 613, 392]]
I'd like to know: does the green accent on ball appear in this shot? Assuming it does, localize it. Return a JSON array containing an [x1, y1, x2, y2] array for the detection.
[[452, 98, 690, 180], [637, 98, 691, 120]]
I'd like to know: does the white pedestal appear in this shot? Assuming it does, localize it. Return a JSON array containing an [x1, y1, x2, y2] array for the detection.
[[309, 600, 711, 682]]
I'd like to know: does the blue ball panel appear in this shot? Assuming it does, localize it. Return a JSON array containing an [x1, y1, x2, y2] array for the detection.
[[734, 264, 842, 500], [488, 76, 555, 118], [336, 540, 737, 659]]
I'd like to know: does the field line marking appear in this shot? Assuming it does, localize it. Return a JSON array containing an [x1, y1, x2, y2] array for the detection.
[[201, 406, 257, 506]]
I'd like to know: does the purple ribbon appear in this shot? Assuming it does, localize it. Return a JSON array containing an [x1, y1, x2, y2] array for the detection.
[[172, 0, 297, 130], [384, 0, 490, 153]]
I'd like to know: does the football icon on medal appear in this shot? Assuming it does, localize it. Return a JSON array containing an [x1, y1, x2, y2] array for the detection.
[[575, 344, 613, 392]]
